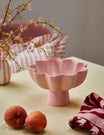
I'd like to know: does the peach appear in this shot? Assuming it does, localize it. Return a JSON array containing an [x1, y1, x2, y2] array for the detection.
[[25, 111, 47, 132], [4, 105, 27, 128]]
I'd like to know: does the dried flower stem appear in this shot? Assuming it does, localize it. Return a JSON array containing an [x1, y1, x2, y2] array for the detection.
[[2, 0, 12, 24], [8, 52, 22, 72], [37, 21, 64, 36], [9, 0, 32, 25], [0, 0, 67, 72], [0, 0, 12, 38]]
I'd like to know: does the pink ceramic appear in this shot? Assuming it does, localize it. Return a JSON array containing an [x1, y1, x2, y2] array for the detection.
[[0, 58, 11, 85], [0, 50, 11, 85], [28, 58, 88, 106]]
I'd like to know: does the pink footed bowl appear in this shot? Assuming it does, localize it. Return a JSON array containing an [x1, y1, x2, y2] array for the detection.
[[28, 58, 88, 106]]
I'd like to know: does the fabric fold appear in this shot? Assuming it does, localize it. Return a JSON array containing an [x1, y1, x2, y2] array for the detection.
[[69, 93, 104, 135]]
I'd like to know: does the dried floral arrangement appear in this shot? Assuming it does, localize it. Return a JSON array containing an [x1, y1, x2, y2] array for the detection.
[[0, 0, 67, 72]]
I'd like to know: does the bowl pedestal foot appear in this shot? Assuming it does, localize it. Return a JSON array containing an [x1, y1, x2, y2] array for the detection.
[[47, 90, 70, 106]]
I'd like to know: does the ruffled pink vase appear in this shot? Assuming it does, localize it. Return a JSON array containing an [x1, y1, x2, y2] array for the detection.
[[28, 58, 88, 106]]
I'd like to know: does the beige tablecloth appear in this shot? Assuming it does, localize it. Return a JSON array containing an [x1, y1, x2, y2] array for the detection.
[[0, 57, 104, 135]]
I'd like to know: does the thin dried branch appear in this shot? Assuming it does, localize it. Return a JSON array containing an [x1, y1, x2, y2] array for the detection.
[[0, 0, 67, 72], [8, 0, 32, 24], [2, 0, 12, 24]]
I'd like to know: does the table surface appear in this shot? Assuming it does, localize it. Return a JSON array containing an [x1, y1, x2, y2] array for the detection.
[[0, 57, 104, 135]]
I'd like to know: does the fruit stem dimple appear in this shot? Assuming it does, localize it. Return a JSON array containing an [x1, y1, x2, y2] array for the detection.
[[15, 115, 20, 119]]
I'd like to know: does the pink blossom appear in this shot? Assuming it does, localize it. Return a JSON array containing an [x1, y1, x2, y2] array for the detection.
[[28, 3, 31, 11], [7, 14, 12, 22], [15, 35, 20, 40]]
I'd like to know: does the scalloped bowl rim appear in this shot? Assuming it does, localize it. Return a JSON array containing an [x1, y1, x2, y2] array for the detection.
[[28, 58, 88, 78]]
